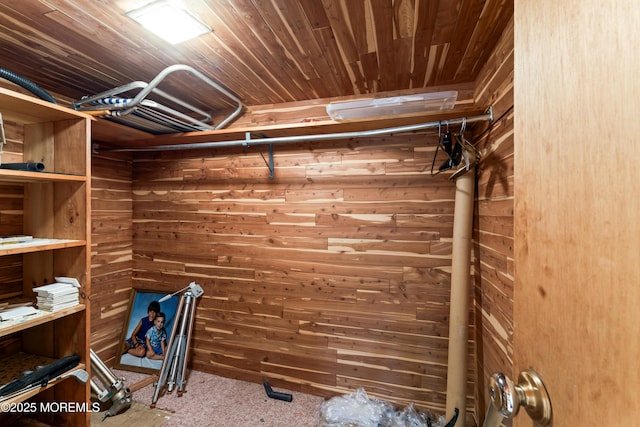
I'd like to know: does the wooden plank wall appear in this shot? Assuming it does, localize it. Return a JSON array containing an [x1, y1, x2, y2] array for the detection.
[[471, 17, 514, 426], [0, 120, 25, 304], [130, 132, 475, 414], [90, 152, 134, 360]]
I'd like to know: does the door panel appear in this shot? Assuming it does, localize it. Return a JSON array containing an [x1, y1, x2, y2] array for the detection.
[[514, 1, 640, 425]]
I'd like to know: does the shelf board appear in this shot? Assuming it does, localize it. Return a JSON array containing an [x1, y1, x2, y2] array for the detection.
[[0, 239, 86, 256], [0, 352, 86, 406], [94, 105, 487, 148], [0, 87, 92, 124], [0, 304, 85, 338], [0, 169, 86, 183]]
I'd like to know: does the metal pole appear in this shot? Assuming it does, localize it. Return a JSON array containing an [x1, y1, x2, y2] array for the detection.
[[100, 110, 493, 153], [150, 290, 200, 406], [177, 292, 197, 396], [151, 294, 185, 406], [169, 293, 192, 393]]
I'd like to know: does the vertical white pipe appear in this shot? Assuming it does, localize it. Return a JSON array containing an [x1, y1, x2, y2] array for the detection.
[[445, 169, 476, 426]]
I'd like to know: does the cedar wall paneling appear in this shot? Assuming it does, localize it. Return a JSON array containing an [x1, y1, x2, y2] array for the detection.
[[471, 18, 514, 426], [0, 120, 25, 307], [130, 134, 475, 414], [90, 152, 133, 363]]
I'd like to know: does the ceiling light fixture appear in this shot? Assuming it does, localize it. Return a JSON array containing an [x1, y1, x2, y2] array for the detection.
[[326, 91, 458, 121], [126, 0, 212, 44]]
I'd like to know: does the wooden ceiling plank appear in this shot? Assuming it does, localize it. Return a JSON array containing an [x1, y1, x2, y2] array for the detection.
[[343, 0, 369, 56], [298, 0, 331, 29], [368, 0, 395, 91], [455, 0, 514, 80], [252, 0, 319, 81], [196, 0, 294, 104], [0, 25, 132, 102], [41, 0, 171, 68], [0, 5, 80, 59], [226, 0, 320, 101], [214, 0, 305, 102], [394, 37, 413, 89], [437, 0, 485, 83], [188, 9, 289, 106], [42, 0, 150, 51], [360, 52, 380, 92], [341, 0, 370, 93], [411, 0, 439, 88], [321, 0, 359, 63], [430, 0, 459, 45], [321, 0, 368, 94], [313, 27, 355, 95], [348, 62, 368, 94], [38, 12, 152, 82], [426, 44, 446, 87], [280, 1, 344, 97], [190, 45, 276, 109], [393, 0, 415, 39]]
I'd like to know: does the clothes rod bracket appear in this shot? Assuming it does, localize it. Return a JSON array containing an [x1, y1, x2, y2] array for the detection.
[[259, 144, 275, 180], [244, 132, 275, 179]]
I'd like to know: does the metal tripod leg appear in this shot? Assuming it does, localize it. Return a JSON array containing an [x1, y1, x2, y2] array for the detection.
[[166, 293, 192, 394], [151, 294, 183, 407], [168, 295, 196, 396], [176, 292, 196, 395], [151, 290, 197, 407]]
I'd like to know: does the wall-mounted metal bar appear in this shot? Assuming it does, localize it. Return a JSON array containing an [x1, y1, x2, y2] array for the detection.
[[99, 108, 493, 153]]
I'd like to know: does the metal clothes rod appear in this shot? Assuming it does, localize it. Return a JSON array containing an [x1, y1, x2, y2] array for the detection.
[[100, 108, 493, 152]]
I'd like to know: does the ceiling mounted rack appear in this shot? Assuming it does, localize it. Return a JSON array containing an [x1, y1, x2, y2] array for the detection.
[[74, 64, 244, 134]]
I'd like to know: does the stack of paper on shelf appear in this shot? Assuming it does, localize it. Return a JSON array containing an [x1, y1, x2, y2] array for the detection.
[[33, 277, 80, 311], [0, 235, 33, 245], [0, 305, 38, 321]]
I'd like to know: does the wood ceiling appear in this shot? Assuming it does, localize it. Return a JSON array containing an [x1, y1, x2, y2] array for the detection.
[[0, 0, 512, 118]]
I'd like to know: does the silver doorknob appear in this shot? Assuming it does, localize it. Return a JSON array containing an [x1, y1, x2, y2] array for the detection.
[[488, 369, 552, 425]]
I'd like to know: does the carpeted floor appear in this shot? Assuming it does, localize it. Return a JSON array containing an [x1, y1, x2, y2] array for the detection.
[[102, 369, 325, 427], [92, 400, 172, 426]]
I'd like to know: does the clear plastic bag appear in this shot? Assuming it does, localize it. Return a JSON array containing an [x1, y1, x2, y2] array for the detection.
[[387, 404, 432, 427], [318, 387, 394, 427], [317, 388, 446, 427]]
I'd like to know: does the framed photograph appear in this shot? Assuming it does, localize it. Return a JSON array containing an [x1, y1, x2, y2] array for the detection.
[[115, 288, 180, 374]]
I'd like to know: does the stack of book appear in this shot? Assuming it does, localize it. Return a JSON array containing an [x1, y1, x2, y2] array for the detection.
[[33, 277, 80, 311]]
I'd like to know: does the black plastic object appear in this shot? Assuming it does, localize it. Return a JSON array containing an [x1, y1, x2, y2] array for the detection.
[[438, 131, 463, 172], [0, 67, 56, 104], [441, 131, 453, 155], [0, 162, 45, 172], [263, 380, 293, 402], [442, 408, 459, 427], [0, 354, 80, 396]]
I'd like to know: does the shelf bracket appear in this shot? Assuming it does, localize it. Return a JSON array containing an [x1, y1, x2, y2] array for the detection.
[[244, 132, 274, 180], [259, 144, 275, 180]]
